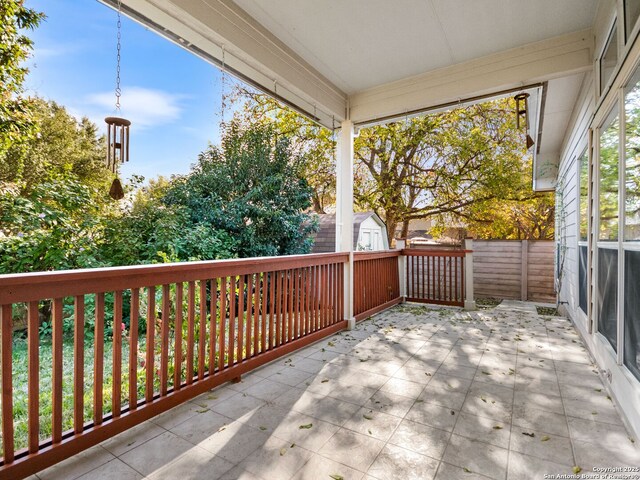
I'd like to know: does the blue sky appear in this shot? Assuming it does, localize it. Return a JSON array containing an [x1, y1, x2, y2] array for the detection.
[[26, 0, 229, 181]]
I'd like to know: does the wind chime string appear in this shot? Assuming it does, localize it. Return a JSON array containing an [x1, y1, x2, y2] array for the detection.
[[105, 0, 130, 200]]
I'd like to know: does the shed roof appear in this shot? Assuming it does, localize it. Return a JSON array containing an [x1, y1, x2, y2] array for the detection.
[[310, 212, 385, 253]]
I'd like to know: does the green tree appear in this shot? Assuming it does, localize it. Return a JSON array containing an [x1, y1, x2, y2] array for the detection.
[[355, 100, 528, 243], [0, 0, 45, 157], [0, 98, 111, 192], [164, 121, 318, 257], [228, 86, 336, 213]]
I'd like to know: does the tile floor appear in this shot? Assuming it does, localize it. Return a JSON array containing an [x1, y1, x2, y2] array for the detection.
[[35, 301, 640, 480]]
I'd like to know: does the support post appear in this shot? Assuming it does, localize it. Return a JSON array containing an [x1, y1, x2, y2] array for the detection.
[[463, 238, 476, 310], [521, 239, 529, 301], [336, 120, 355, 329], [396, 239, 407, 301]]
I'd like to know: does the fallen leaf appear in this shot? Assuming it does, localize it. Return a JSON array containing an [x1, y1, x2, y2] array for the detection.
[[206, 394, 218, 400], [493, 425, 503, 430], [368, 429, 373, 435], [573, 466, 582, 474], [196, 408, 208, 413], [541, 435, 550, 442], [299, 423, 313, 429], [217, 426, 226, 432], [259, 426, 267, 431], [329, 475, 344, 480], [363, 414, 373, 420], [450, 410, 455, 415], [463, 467, 472, 473], [327, 341, 335, 347], [522, 432, 535, 437], [321, 379, 329, 383], [280, 448, 287, 456]]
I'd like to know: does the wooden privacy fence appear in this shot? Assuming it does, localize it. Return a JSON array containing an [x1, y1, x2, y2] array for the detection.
[[353, 251, 401, 321], [0, 253, 347, 479], [473, 240, 555, 303], [404, 249, 466, 306]]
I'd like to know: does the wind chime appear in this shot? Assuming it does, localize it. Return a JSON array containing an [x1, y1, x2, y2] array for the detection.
[[514, 92, 535, 150], [105, 0, 131, 200]]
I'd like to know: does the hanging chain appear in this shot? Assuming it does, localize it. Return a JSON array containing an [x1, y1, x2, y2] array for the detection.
[[115, 0, 122, 111], [220, 46, 226, 124]]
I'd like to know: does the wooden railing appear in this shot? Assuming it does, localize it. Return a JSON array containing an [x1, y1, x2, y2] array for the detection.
[[403, 249, 466, 307], [353, 251, 401, 321], [0, 253, 347, 479]]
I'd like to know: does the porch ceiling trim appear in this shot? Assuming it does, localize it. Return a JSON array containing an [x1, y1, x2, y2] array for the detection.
[[348, 29, 594, 125], [102, 0, 348, 127]]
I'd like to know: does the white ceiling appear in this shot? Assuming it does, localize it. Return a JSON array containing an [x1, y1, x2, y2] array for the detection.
[[233, 0, 598, 94]]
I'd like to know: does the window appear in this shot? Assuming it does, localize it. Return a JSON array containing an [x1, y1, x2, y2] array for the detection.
[[599, 111, 620, 241], [579, 245, 588, 313], [597, 248, 618, 351], [625, 68, 640, 241], [625, 0, 640, 41], [624, 251, 640, 380], [601, 25, 619, 95], [579, 151, 589, 242]]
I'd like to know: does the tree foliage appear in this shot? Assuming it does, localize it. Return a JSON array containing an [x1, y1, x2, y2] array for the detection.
[[0, 0, 45, 157]]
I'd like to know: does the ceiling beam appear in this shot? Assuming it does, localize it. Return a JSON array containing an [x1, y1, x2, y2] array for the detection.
[[348, 29, 593, 125], [106, 0, 348, 127]]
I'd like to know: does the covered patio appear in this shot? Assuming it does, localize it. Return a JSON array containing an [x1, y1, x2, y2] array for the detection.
[[34, 302, 640, 480]]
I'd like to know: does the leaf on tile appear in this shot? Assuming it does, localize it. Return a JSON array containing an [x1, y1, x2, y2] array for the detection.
[[493, 425, 503, 430], [329, 475, 344, 480], [573, 466, 582, 474], [327, 341, 335, 347], [291, 443, 296, 448], [522, 432, 535, 437], [299, 423, 313, 429], [541, 435, 550, 442], [280, 448, 287, 456], [463, 467, 472, 473], [321, 379, 329, 383], [368, 429, 373, 435], [480, 396, 487, 403], [206, 394, 218, 400], [450, 410, 455, 415], [363, 414, 374, 420], [481, 371, 491, 375], [259, 426, 267, 431], [196, 408, 209, 413], [217, 426, 227, 432]]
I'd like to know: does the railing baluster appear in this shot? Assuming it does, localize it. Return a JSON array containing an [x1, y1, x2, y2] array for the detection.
[[28, 301, 39, 454], [160, 285, 170, 394], [228, 276, 236, 366], [292, 269, 298, 339], [187, 281, 195, 383], [246, 274, 253, 358], [218, 278, 227, 370], [74, 295, 84, 435], [252, 274, 259, 356], [129, 289, 139, 408], [175, 283, 183, 389], [1, 304, 14, 463], [52, 298, 63, 442], [268, 272, 275, 349], [145, 286, 155, 403], [209, 279, 217, 375], [198, 280, 207, 379], [275, 272, 282, 347], [237, 275, 245, 362], [288, 270, 294, 342], [113, 291, 123, 417], [94, 294, 104, 424]]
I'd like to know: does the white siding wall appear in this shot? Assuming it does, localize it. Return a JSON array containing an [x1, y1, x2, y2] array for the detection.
[[557, 0, 640, 438]]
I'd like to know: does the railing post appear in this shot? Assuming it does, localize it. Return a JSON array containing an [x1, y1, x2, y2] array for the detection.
[[463, 238, 476, 310], [396, 239, 407, 301], [520, 239, 529, 301]]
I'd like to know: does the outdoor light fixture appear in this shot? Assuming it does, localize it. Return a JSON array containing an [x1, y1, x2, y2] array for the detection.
[[105, 0, 131, 200], [514, 92, 535, 151]]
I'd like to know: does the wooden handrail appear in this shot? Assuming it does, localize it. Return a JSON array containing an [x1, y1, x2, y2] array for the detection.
[[0, 252, 349, 304], [353, 250, 401, 261]]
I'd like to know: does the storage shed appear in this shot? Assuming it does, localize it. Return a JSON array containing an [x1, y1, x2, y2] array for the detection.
[[311, 212, 389, 253]]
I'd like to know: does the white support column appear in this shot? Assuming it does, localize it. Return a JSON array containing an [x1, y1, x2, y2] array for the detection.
[[336, 120, 355, 329], [463, 238, 476, 310]]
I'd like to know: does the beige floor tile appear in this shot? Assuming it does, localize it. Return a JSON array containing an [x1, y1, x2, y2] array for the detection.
[[119, 431, 194, 477], [146, 447, 234, 480], [38, 445, 115, 480], [319, 428, 385, 472], [291, 453, 364, 480], [388, 419, 449, 459], [76, 458, 143, 480], [343, 406, 403, 442], [442, 434, 508, 479], [367, 444, 439, 480]]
